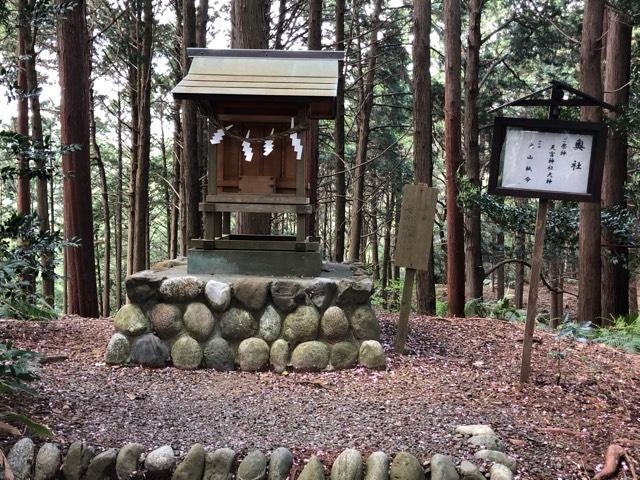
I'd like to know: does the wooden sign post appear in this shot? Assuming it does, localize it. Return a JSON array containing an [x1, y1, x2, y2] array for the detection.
[[488, 80, 615, 382], [393, 184, 438, 354]]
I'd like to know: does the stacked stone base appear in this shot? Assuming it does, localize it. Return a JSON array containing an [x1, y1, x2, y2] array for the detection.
[[106, 260, 386, 371]]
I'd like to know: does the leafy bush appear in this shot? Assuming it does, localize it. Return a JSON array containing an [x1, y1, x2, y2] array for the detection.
[[464, 297, 523, 321], [0, 341, 51, 437], [556, 316, 640, 354]]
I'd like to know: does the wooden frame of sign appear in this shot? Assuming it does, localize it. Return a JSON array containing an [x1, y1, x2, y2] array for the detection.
[[488, 117, 606, 202]]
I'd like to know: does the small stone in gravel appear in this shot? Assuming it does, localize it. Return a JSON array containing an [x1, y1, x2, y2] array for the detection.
[[358, 340, 386, 369], [350, 306, 380, 341], [205, 280, 231, 311], [7, 437, 35, 480], [116, 443, 144, 480], [282, 306, 319, 345], [220, 308, 257, 341], [183, 302, 216, 342], [62, 440, 95, 480], [270, 339, 289, 373], [455, 425, 495, 437], [203, 448, 235, 480], [389, 452, 424, 480], [237, 450, 267, 480], [473, 450, 516, 472], [159, 276, 205, 302], [321, 306, 349, 341], [298, 456, 325, 480], [149, 303, 183, 339], [331, 449, 362, 480], [105, 332, 130, 364], [171, 335, 203, 370], [131, 333, 170, 368], [85, 448, 118, 480], [203, 337, 235, 371], [145, 446, 176, 479], [270, 281, 306, 312], [268, 447, 293, 480], [172, 443, 205, 480], [365, 452, 389, 480], [34, 443, 61, 480], [489, 464, 513, 480], [430, 454, 458, 480], [331, 342, 358, 370], [468, 434, 504, 452], [291, 341, 330, 371], [259, 305, 282, 343], [459, 460, 484, 480], [114, 304, 148, 336], [233, 279, 271, 311], [238, 337, 270, 371]]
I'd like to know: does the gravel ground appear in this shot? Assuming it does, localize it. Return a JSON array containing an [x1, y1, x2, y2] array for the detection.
[[1, 313, 639, 479]]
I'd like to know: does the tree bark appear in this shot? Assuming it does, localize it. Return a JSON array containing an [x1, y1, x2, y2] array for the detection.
[[24, 10, 54, 304], [182, 0, 201, 244], [57, 0, 99, 317], [496, 231, 504, 299], [16, 0, 30, 216], [444, 0, 465, 316], [333, 0, 346, 262], [307, 0, 322, 237], [347, 0, 382, 262], [381, 190, 394, 308], [231, 0, 272, 235], [90, 89, 111, 317], [463, 0, 483, 301], [600, 8, 631, 322], [413, 0, 436, 314], [578, 0, 604, 324], [131, 0, 153, 273], [115, 92, 124, 309]]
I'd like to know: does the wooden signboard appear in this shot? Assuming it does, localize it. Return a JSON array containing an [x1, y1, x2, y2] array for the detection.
[[487, 117, 606, 383], [395, 185, 438, 270], [393, 184, 438, 353], [488, 117, 606, 202]]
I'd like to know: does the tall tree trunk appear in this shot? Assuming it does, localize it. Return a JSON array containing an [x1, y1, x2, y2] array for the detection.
[[132, 0, 153, 273], [370, 193, 379, 281], [513, 201, 526, 308], [444, 0, 465, 316], [160, 101, 171, 259], [172, 0, 183, 258], [90, 89, 111, 317], [274, 0, 287, 49], [182, 0, 201, 244], [463, 0, 483, 301], [333, 0, 346, 262], [578, 0, 604, 324], [307, 0, 322, 237], [413, 0, 436, 314], [347, 0, 382, 262], [381, 190, 394, 308], [24, 13, 54, 305], [16, 0, 30, 216], [495, 231, 504, 299], [57, 0, 99, 317], [601, 9, 631, 322], [232, 0, 272, 234], [115, 93, 124, 309]]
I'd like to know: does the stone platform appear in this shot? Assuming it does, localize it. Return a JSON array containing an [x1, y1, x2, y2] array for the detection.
[[106, 259, 386, 371]]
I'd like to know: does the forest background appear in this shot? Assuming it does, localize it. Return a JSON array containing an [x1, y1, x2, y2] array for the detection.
[[1, 0, 639, 333]]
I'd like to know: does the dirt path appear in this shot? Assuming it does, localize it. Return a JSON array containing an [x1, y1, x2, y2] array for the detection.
[[1, 313, 638, 479]]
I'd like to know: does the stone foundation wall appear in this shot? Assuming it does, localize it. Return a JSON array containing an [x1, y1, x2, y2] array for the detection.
[[105, 262, 386, 371]]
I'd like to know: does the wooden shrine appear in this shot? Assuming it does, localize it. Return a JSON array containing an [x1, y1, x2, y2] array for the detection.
[[172, 49, 343, 276]]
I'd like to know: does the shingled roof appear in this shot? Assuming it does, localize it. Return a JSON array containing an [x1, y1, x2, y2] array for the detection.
[[172, 49, 343, 100]]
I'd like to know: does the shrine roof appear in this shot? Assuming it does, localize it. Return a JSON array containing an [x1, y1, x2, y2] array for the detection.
[[172, 49, 343, 100]]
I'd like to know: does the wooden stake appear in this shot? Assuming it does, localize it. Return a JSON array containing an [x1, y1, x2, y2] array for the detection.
[[520, 198, 549, 383], [394, 267, 416, 354]]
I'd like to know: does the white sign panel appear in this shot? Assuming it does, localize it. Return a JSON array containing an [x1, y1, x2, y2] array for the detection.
[[499, 128, 593, 194]]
